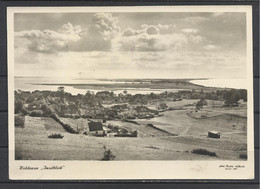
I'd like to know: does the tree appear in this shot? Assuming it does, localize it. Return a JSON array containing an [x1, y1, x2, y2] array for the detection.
[[158, 102, 168, 110], [149, 92, 156, 99], [41, 104, 53, 116], [102, 145, 115, 161], [57, 87, 65, 102], [239, 89, 247, 102], [196, 98, 206, 110], [15, 115, 25, 127], [15, 100, 23, 114], [224, 89, 240, 106], [26, 95, 35, 103], [58, 86, 65, 92]]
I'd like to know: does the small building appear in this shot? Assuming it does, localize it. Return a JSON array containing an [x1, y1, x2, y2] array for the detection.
[[202, 100, 208, 106], [173, 98, 182, 102], [88, 121, 105, 136], [208, 131, 221, 138]]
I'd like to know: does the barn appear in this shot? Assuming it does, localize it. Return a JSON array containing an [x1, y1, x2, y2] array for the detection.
[[208, 131, 221, 138], [88, 121, 105, 136]]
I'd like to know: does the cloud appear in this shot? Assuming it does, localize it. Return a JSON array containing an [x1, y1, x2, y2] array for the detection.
[[90, 12, 120, 39], [189, 35, 207, 44], [120, 23, 212, 52], [182, 28, 198, 34], [145, 25, 159, 35], [15, 13, 213, 54], [122, 27, 143, 36], [157, 24, 176, 34], [70, 13, 121, 51], [15, 23, 81, 53], [203, 44, 219, 50], [122, 24, 176, 37], [120, 24, 188, 52], [120, 33, 188, 51], [15, 13, 121, 53]]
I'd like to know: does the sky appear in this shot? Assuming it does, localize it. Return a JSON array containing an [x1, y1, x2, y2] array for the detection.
[[14, 12, 247, 79]]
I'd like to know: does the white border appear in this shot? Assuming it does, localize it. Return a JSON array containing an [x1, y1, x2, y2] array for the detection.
[[8, 6, 254, 180]]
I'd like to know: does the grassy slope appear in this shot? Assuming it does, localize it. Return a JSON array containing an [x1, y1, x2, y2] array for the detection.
[[15, 109, 247, 160]]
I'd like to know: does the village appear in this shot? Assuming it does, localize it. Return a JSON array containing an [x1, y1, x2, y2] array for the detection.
[[14, 86, 248, 160]]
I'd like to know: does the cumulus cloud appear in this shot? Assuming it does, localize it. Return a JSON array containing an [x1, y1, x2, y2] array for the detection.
[[182, 28, 198, 34], [120, 33, 188, 52], [144, 25, 159, 35], [15, 13, 121, 53], [189, 35, 207, 44], [122, 24, 176, 37], [157, 24, 176, 34], [203, 44, 219, 50], [119, 22, 213, 52], [68, 13, 121, 51], [90, 12, 120, 39], [15, 24, 81, 53], [122, 27, 143, 36], [15, 13, 213, 55], [120, 24, 188, 52]]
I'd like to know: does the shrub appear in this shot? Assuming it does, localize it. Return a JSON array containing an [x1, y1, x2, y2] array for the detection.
[[101, 145, 115, 161], [191, 149, 217, 157], [30, 110, 43, 117], [41, 104, 53, 117], [15, 115, 25, 128], [239, 153, 247, 159], [124, 119, 139, 125], [131, 130, 138, 137], [74, 115, 80, 119], [50, 113, 78, 134], [21, 108, 30, 115], [26, 96, 35, 103], [48, 133, 64, 139], [126, 116, 135, 119]]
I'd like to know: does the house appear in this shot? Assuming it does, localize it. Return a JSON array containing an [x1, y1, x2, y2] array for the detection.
[[173, 98, 182, 102], [102, 100, 113, 105], [157, 102, 168, 110], [134, 106, 154, 118], [208, 131, 221, 138], [88, 121, 105, 136], [28, 102, 42, 111], [202, 99, 208, 106]]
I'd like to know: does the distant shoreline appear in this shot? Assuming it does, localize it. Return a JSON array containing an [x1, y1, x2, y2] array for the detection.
[[28, 80, 210, 91], [15, 76, 210, 80], [14, 77, 248, 95]]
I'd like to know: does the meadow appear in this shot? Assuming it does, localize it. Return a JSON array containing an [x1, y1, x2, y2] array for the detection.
[[15, 102, 247, 160]]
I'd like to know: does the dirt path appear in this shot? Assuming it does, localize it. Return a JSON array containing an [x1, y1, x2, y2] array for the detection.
[[179, 124, 192, 136]]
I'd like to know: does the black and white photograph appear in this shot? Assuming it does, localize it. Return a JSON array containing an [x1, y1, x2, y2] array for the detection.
[[8, 6, 254, 180]]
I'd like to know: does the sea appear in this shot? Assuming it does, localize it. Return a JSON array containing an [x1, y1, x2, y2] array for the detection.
[[190, 79, 248, 90], [14, 77, 248, 95]]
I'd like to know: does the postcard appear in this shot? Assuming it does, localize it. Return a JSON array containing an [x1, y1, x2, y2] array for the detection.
[[8, 5, 254, 180]]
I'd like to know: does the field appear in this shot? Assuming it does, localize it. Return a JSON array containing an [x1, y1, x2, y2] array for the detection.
[[15, 102, 247, 160], [59, 117, 89, 134]]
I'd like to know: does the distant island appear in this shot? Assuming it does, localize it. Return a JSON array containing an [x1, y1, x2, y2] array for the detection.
[[30, 78, 214, 91]]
